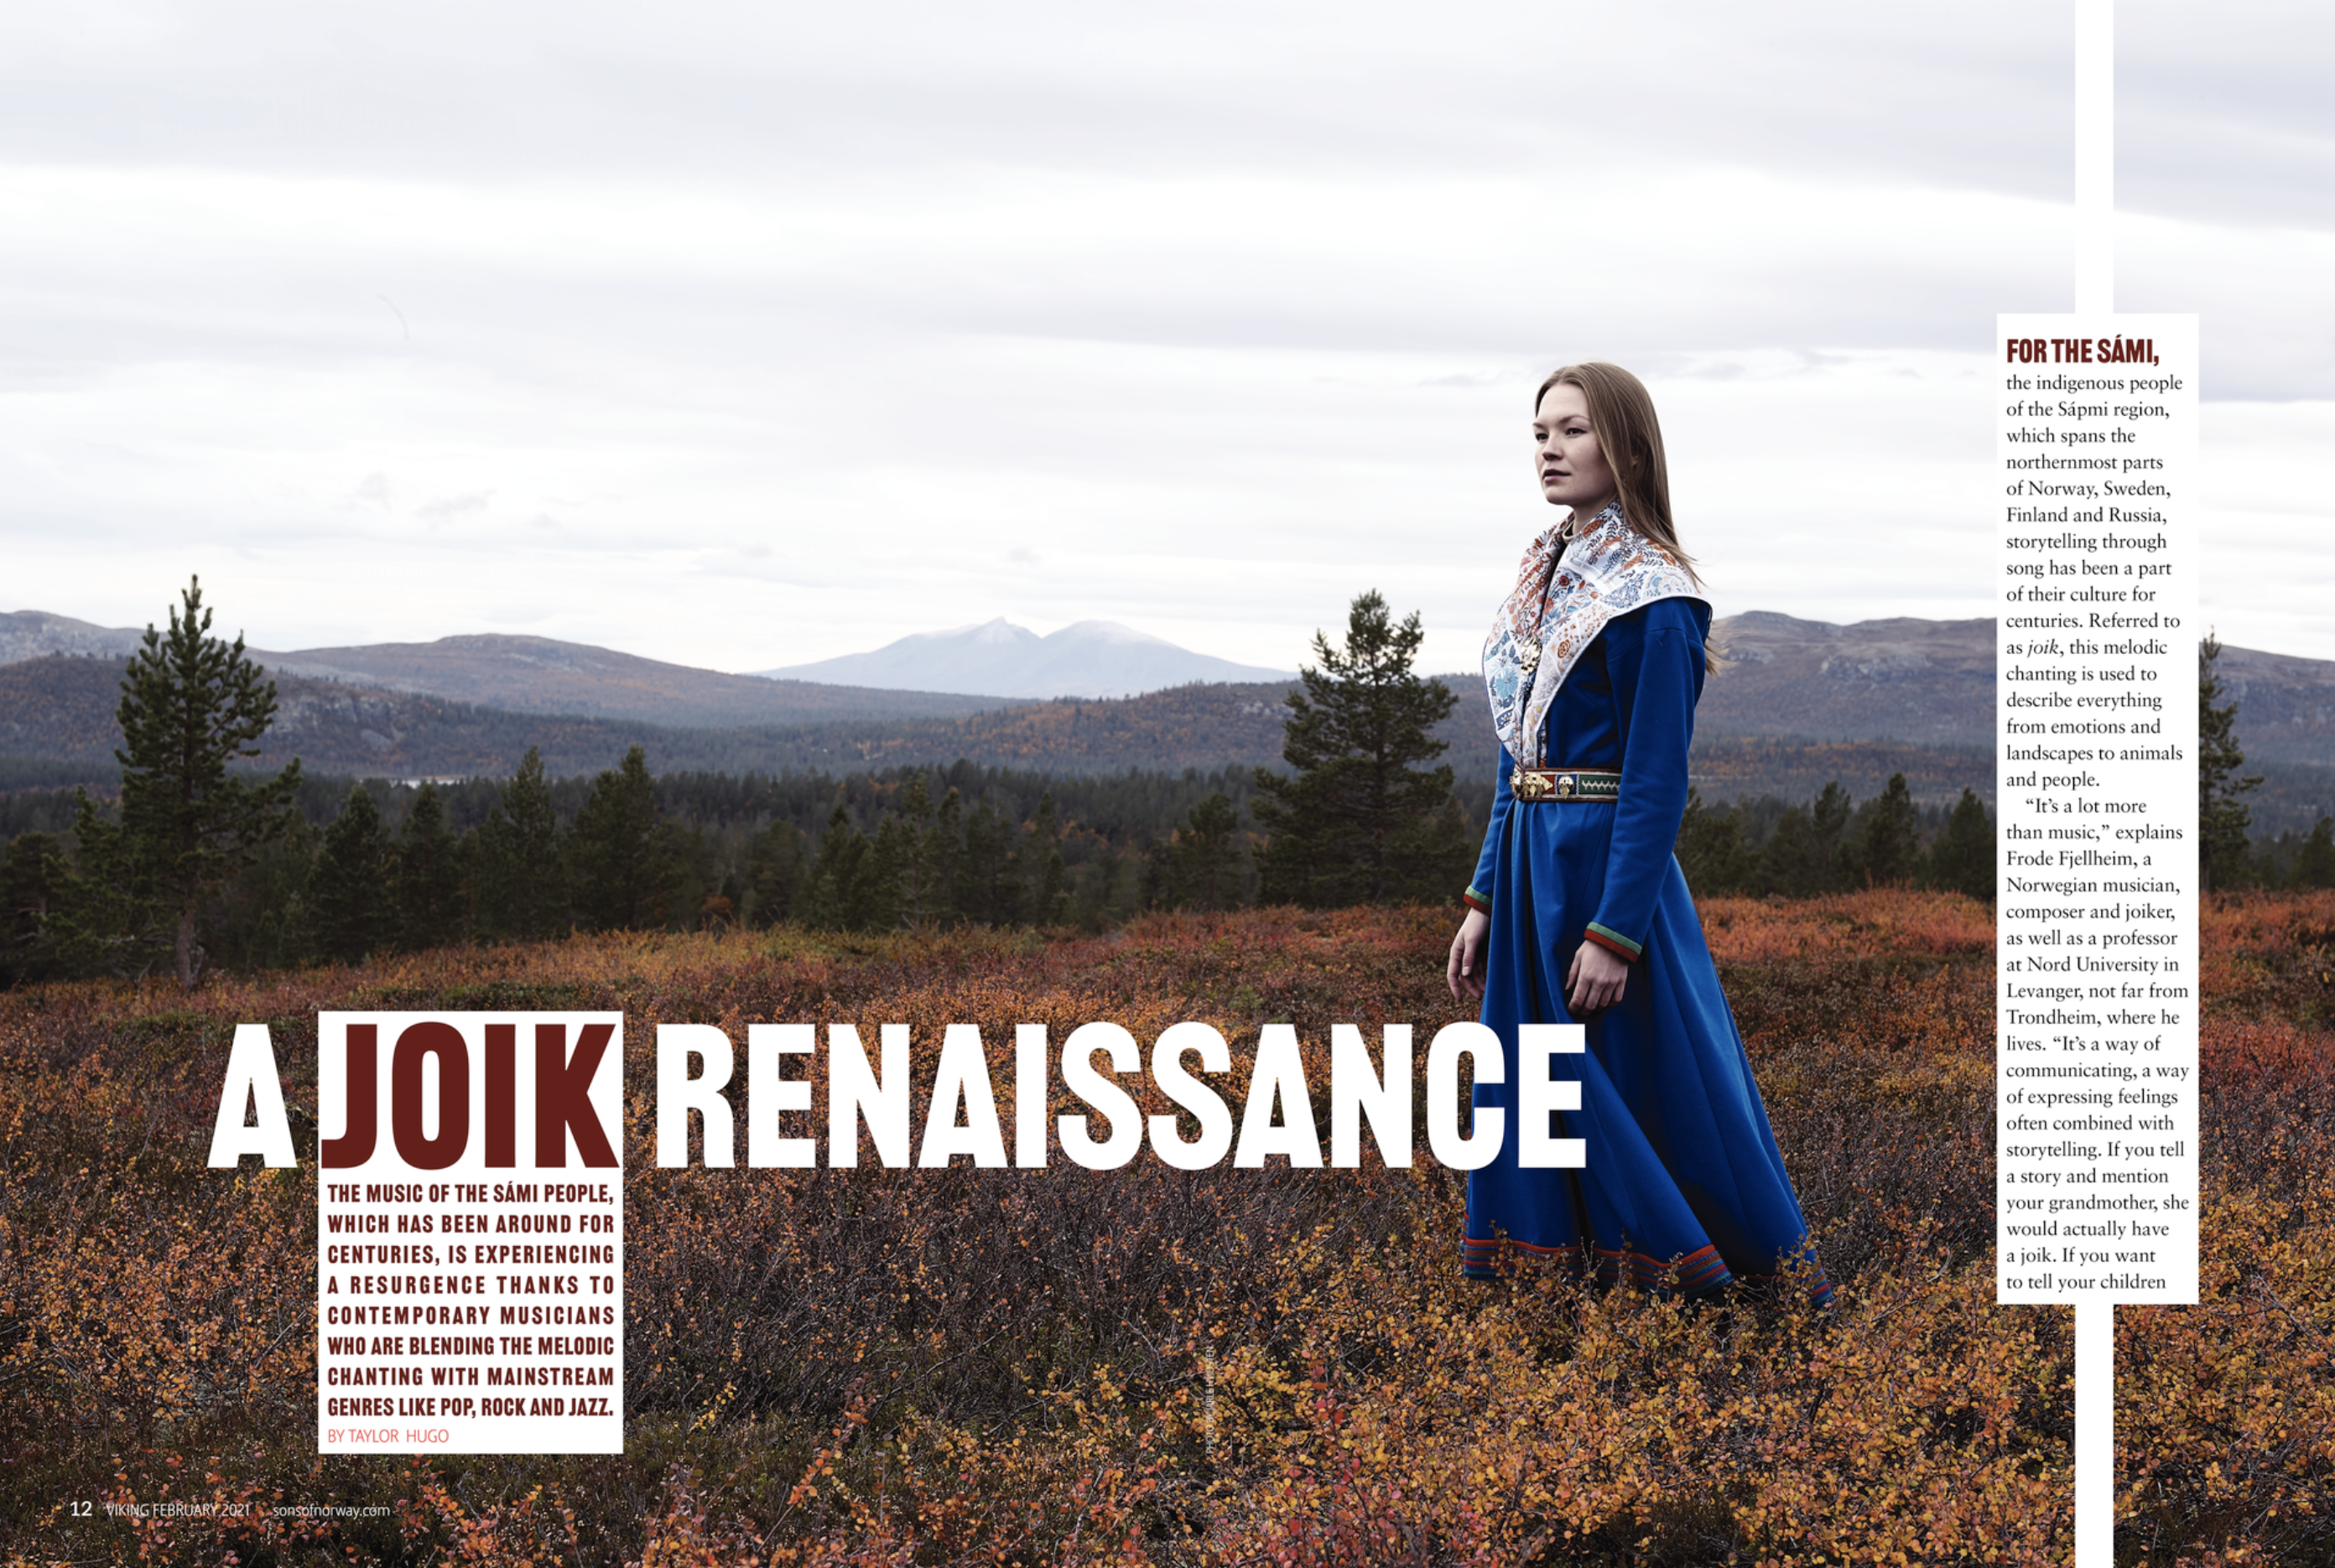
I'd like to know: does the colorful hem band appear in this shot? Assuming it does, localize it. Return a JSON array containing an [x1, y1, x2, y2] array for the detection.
[[1462, 886, 1491, 914], [1584, 922, 1641, 960]]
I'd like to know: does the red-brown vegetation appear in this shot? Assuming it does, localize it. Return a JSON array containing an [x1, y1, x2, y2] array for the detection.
[[2116, 890, 2335, 1565], [9, 888, 2304, 1563]]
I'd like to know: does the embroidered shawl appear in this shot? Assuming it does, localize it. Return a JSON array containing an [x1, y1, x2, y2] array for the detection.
[[1482, 501, 1707, 766]]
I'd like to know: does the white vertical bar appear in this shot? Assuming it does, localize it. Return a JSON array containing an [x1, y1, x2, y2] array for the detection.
[[2073, 0, 2114, 315], [1997, 306, 2198, 1563], [2076, 1298, 2112, 1564], [2072, 7, 2114, 1560]]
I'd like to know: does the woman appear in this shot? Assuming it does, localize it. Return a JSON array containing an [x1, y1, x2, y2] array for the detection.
[[1446, 361, 1829, 1307]]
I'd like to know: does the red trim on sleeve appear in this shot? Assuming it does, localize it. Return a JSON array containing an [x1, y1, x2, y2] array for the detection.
[[1582, 927, 1640, 962]]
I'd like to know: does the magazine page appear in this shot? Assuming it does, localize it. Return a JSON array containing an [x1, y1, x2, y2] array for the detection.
[[3, 5, 2331, 1565]]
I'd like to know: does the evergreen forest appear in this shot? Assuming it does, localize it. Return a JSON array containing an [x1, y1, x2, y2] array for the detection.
[[0, 581, 2031, 989], [0, 743, 2053, 989], [12, 584, 2326, 989]]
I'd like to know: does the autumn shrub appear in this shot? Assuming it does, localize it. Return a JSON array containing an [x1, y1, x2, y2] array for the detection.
[[2115, 890, 2335, 1565], [2197, 886, 2335, 1030], [2, 892, 2068, 1565]]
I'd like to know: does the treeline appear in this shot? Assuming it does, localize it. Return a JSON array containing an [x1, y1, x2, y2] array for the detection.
[[4, 749, 2021, 990], [2206, 816, 2335, 890], [0, 746, 1347, 985], [4, 747, 2036, 990], [24, 579, 2325, 992], [2197, 631, 2335, 890], [1672, 777, 2332, 899], [3, 583, 1515, 987], [1674, 776, 1997, 901], [3, 580, 1506, 987]]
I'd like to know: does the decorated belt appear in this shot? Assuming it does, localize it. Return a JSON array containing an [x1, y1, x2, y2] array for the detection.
[[1512, 767, 1620, 803]]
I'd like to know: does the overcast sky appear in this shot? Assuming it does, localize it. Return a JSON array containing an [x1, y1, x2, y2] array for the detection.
[[4, 1, 2332, 677]]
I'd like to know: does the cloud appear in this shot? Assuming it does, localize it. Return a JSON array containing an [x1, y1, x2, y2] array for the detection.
[[416, 492, 491, 521], [0, 2, 2327, 668]]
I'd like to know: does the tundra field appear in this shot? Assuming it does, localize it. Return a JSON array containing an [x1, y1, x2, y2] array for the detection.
[[3, 890, 2331, 1566]]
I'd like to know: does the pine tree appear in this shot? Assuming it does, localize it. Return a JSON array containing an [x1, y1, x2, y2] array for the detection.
[[891, 773, 950, 928], [1251, 589, 1459, 907], [393, 782, 465, 950], [312, 784, 393, 963], [744, 819, 806, 927], [1759, 782, 1854, 899], [803, 802, 876, 931], [1009, 792, 1071, 927], [863, 815, 916, 930], [1810, 781, 1855, 890], [476, 747, 566, 940], [2198, 632, 2262, 892], [571, 745, 668, 931], [955, 795, 1018, 925], [2291, 818, 2335, 890], [60, 577, 303, 985], [1167, 792, 1245, 911], [240, 818, 321, 970], [1759, 806, 1819, 897], [0, 833, 63, 987], [655, 818, 715, 931], [1418, 793, 1478, 898], [1927, 787, 1994, 902], [927, 785, 965, 922], [1675, 789, 1755, 896], [1858, 773, 1922, 887]]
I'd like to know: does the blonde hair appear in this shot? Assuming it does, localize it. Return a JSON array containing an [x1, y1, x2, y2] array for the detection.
[[1535, 361, 1698, 586], [1537, 361, 1719, 672]]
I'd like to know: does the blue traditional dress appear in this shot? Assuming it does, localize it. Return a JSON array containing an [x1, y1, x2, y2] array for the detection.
[[1462, 502, 1829, 1306]]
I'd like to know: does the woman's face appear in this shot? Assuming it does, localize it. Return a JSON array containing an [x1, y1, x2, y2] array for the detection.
[[1532, 382, 1618, 516]]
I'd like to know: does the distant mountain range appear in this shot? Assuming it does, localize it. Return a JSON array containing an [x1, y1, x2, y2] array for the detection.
[[1, 653, 2003, 818], [1693, 611, 2333, 769], [4, 607, 2329, 822], [0, 610, 149, 665], [0, 610, 1291, 714], [0, 655, 1298, 785], [752, 618, 1294, 698], [0, 614, 1017, 729], [248, 634, 1021, 727], [1698, 613, 1995, 748]]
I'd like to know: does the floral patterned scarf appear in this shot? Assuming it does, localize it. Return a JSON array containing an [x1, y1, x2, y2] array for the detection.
[[1481, 501, 1706, 766]]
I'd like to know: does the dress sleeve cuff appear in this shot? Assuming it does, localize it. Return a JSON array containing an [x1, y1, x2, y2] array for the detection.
[[1583, 922, 1641, 961], [1462, 886, 1492, 915]]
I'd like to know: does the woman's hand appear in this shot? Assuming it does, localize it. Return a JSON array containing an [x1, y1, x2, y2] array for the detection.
[[1447, 908, 1490, 1002], [1565, 941, 1630, 1014]]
